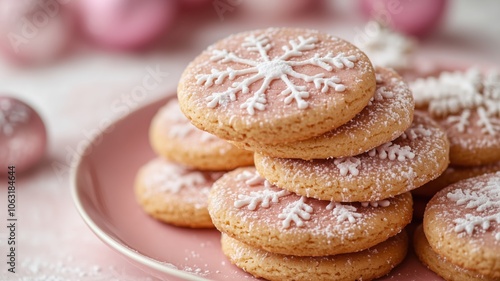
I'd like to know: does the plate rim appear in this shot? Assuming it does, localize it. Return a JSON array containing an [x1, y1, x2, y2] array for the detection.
[[69, 96, 211, 281]]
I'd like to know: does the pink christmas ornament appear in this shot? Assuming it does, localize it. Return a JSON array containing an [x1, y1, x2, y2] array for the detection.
[[0, 97, 47, 173], [77, 0, 177, 51], [179, 0, 211, 10], [359, 0, 448, 37], [0, 0, 75, 65]]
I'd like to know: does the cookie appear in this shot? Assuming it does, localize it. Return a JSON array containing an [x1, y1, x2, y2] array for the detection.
[[149, 99, 253, 170], [254, 112, 449, 202], [221, 231, 408, 281], [413, 225, 496, 281], [410, 68, 500, 166], [178, 27, 376, 145], [208, 167, 412, 256], [423, 172, 500, 278], [412, 162, 500, 198], [357, 21, 416, 71], [232, 66, 414, 159], [134, 158, 224, 228]]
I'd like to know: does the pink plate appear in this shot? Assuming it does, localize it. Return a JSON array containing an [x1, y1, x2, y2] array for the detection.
[[71, 95, 443, 281]]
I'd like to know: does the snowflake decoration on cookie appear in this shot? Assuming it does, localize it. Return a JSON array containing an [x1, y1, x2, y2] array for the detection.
[[196, 34, 357, 115], [168, 105, 217, 142], [368, 141, 415, 161], [361, 199, 390, 208], [401, 124, 432, 140], [447, 177, 500, 241], [0, 98, 30, 136], [334, 157, 361, 176], [234, 186, 290, 210], [278, 197, 313, 228], [326, 202, 362, 223], [358, 21, 415, 70], [145, 164, 208, 194], [235, 171, 290, 210], [410, 68, 500, 136]]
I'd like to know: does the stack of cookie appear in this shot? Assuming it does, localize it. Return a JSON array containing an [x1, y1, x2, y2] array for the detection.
[[133, 99, 253, 228], [409, 68, 500, 217], [177, 28, 449, 280], [414, 172, 500, 281]]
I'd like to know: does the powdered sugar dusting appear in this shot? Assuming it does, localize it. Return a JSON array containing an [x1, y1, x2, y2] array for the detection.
[[221, 168, 399, 233], [256, 112, 448, 201], [446, 173, 500, 241]]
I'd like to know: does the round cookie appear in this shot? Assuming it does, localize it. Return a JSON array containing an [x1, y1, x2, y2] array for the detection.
[[221, 231, 408, 281], [423, 172, 500, 278], [413, 225, 498, 281], [232, 66, 415, 159], [255, 112, 449, 202], [413, 225, 496, 281], [178, 27, 376, 145], [413, 162, 500, 198], [134, 158, 224, 228], [410, 68, 500, 166], [149, 99, 253, 170], [208, 167, 413, 257]]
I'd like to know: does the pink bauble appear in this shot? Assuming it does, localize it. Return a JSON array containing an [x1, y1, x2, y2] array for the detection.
[[0, 97, 47, 173], [78, 0, 177, 51], [179, 0, 211, 10], [240, 0, 318, 18], [359, 0, 448, 37], [0, 0, 74, 65]]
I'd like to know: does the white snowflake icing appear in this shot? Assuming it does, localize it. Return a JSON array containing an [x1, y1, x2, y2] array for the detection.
[[447, 177, 500, 240], [196, 33, 357, 115], [145, 164, 208, 194], [168, 105, 217, 142], [477, 107, 500, 135], [234, 187, 290, 210], [277, 197, 313, 228], [326, 202, 362, 223], [0, 99, 30, 136], [400, 124, 432, 140], [446, 110, 471, 133], [410, 68, 500, 136], [361, 200, 390, 208], [368, 86, 394, 106], [368, 141, 415, 161], [236, 170, 265, 186], [334, 157, 361, 176], [358, 21, 415, 70]]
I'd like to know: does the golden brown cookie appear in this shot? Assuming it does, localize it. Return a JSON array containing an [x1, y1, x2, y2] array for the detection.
[[208, 167, 412, 256], [134, 158, 224, 228], [424, 172, 500, 278], [254, 112, 449, 202], [414, 225, 496, 281], [413, 162, 500, 198], [178, 27, 376, 145], [410, 68, 500, 166], [221, 231, 408, 281], [149, 99, 253, 170], [232, 66, 414, 159]]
